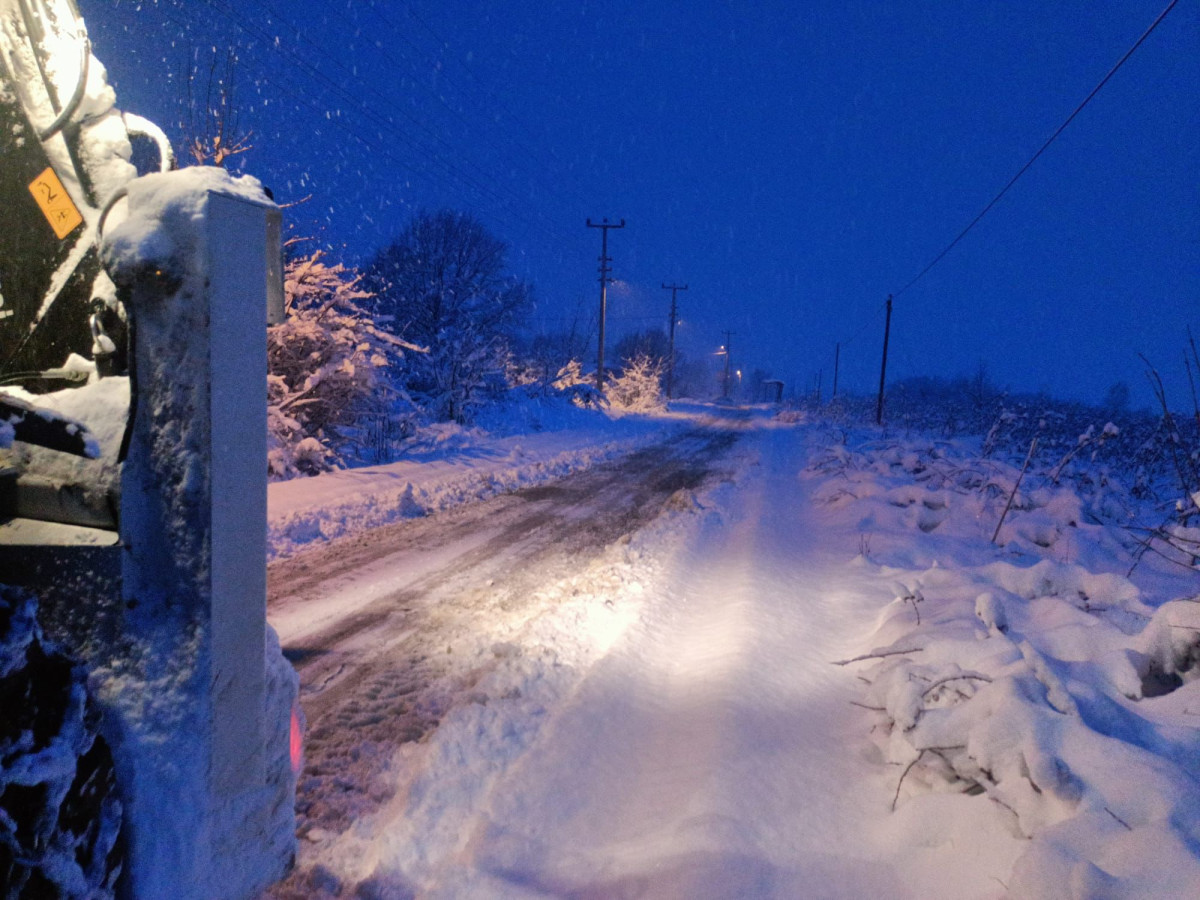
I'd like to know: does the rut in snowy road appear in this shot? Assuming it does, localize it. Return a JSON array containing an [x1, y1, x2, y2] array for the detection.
[[264, 426, 739, 895]]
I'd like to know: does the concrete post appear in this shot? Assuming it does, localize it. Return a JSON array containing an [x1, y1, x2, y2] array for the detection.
[[102, 168, 296, 899]]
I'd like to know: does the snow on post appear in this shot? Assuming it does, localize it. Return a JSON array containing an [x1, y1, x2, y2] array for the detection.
[[100, 167, 297, 898]]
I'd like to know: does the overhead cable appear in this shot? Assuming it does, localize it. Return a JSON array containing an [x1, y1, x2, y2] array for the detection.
[[893, 0, 1181, 299]]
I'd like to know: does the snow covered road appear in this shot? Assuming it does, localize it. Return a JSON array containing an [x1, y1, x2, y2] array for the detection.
[[267, 421, 1029, 898], [367, 426, 1021, 899], [265, 414, 1200, 898], [265, 425, 745, 895]]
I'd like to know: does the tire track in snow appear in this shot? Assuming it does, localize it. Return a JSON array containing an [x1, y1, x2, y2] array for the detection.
[[263, 427, 739, 898]]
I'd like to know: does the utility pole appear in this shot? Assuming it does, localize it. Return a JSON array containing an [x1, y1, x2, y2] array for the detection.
[[832, 341, 840, 399], [721, 330, 735, 401], [876, 294, 893, 425], [661, 282, 687, 399], [586, 217, 624, 392]]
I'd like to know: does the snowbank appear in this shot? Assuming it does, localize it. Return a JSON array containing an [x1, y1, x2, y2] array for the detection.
[[268, 413, 682, 558], [810, 429, 1200, 897]]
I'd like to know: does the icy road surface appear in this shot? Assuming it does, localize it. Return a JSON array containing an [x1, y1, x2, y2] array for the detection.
[[266, 419, 1026, 898], [266, 425, 745, 894]]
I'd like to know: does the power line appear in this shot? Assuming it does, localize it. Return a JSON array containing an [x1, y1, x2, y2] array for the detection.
[[893, 0, 1181, 299], [528, 313, 667, 324], [823, 0, 1179, 405], [838, 298, 887, 349]]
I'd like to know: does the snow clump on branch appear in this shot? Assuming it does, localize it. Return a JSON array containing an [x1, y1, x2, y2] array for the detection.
[[267, 250, 421, 480]]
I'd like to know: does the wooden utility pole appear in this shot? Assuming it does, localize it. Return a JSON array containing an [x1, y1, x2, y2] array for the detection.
[[875, 294, 893, 425], [721, 330, 735, 400], [662, 282, 688, 398], [586, 218, 624, 392], [832, 341, 840, 399]]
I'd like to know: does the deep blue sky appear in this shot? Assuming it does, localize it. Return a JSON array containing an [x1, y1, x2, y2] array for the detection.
[[81, 0, 1197, 409]]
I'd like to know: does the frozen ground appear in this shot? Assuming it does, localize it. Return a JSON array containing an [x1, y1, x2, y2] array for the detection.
[[264, 406, 1200, 899]]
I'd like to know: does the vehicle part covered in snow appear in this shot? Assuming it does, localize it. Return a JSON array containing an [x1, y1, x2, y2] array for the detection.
[[1, 167, 297, 900], [0, 0, 172, 529], [0, 391, 98, 458], [0, 0, 169, 390], [0, 584, 123, 897]]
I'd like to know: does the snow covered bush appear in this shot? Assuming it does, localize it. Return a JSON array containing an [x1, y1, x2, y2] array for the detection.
[[0, 587, 123, 897], [552, 360, 605, 410], [267, 250, 417, 479], [519, 320, 593, 392], [605, 353, 665, 414], [851, 579, 1200, 897], [809, 426, 1200, 896]]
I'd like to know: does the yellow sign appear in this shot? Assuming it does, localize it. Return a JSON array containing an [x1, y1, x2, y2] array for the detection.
[[28, 166, 83, 240]]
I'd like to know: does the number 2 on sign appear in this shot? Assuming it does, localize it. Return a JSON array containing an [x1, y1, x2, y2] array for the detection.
[[28, 166, 82, 239]]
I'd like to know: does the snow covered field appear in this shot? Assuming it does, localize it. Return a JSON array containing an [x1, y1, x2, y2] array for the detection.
[[266, 407, 1200, 899]]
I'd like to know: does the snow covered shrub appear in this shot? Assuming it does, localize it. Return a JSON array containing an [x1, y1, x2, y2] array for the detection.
[[811, 427, 1200, 894], [0, 586, 123, 897], [267, 250, 417, 479], [503, 351, 544, 391], [519, 321, 593, 393], [776, 407, 807, 425], [851, 581, 1200, 894], [552, 360, 605, 409], [981, 408, 1017, 458], [605, 353, 665, 414], [420, 330, 507, 424]]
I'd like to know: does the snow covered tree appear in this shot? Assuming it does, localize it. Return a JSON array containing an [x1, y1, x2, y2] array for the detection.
[[520, 312, 594, 390], [605, 352, 666, 413], [267, 249, 418, 479], [364, 210, 533, 423], [180, 47, 252, 168]]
